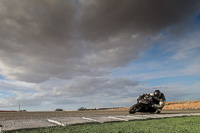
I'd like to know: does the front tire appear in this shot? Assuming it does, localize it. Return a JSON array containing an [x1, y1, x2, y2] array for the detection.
[[129, 104, 139, 114]]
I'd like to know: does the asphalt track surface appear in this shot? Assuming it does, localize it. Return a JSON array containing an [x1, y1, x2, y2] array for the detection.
[[0, 109, 200, 131], [0, 109, 200, 120]]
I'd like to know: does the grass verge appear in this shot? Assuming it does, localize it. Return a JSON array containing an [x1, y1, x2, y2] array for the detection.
[[7, 116, 200, 133]]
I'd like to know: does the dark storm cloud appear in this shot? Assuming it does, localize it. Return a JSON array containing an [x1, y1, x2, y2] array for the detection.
[[0, 0, 86, 82], [0, 0, 76, 41], [0, 0, 200, 83], [80, 0, 200, 41], [0, 0, 80, 57]]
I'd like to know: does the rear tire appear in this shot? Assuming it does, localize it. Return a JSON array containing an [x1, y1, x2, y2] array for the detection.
[[129, 104, 139, 114]]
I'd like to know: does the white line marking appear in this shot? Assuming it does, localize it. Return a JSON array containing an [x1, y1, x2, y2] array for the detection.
[[82, 117, 100, 123], [108, 116, 128, 121], [47, 119, 65, 126], [126, 115, 145, 119], [126, 115, 142, 117], [0, 125, 3, 133], [189, 113, 200, 116]]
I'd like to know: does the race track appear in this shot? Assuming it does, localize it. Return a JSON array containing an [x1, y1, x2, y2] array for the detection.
[[0, 109, 200, 131]]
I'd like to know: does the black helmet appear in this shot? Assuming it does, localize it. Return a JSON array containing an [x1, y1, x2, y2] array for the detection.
[[154, 90, 161, 97]]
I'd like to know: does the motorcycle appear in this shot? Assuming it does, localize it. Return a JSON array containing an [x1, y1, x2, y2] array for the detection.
[[129, 94, 157, 114]]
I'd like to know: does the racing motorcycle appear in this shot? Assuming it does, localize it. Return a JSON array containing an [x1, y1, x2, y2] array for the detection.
[[129, 94, 157, 114]]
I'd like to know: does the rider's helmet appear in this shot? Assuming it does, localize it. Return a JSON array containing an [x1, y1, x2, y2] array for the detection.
[[154, 90, 161, 98]]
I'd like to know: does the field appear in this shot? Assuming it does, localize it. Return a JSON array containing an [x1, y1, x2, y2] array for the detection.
[[6, 116, 200, 133]]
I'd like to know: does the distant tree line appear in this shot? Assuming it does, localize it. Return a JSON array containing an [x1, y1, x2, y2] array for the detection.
[[77, 107, 124, 111], [77, 107, 97, 111], [55, 108, 63, 111]]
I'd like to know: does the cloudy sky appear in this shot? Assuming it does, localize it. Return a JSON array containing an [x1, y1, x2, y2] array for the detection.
[[0, 0, 200, 111]]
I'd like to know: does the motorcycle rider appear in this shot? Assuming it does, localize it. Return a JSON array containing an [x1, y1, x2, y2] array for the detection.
[[139, 90, 166, 114], [151, 90, 166, 113]]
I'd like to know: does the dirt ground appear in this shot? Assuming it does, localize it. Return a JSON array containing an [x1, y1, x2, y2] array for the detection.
[[163, 100, 200, 110], [110, 100, 200, 111]]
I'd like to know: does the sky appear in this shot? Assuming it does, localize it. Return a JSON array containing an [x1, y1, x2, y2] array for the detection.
[[0, 0, 200, 111]]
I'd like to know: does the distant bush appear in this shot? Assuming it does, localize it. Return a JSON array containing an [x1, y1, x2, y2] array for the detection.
[[19, 110, 27, 112], [77, 107, 88, 111], [55, 108, 63, 111]]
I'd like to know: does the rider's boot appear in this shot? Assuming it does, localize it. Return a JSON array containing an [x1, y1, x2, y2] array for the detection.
[[155, 109, 161, 114]]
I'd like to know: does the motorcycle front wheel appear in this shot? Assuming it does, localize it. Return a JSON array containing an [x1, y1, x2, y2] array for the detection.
[[129, 104, 141, 114]]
